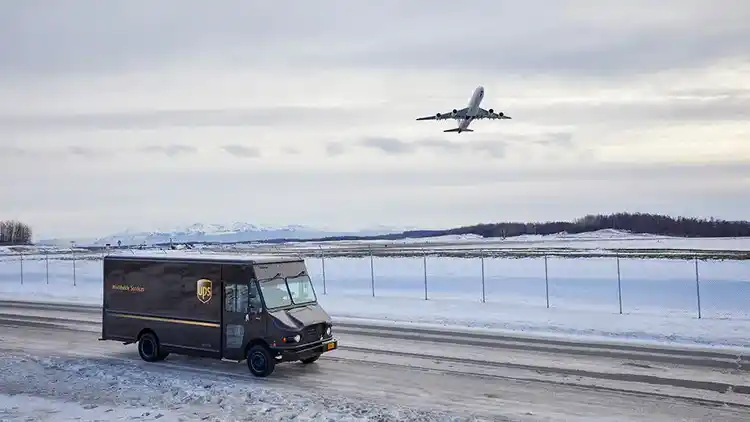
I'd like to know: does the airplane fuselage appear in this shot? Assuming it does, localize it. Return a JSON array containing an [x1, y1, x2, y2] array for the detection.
[[457, 86, 484, 132]]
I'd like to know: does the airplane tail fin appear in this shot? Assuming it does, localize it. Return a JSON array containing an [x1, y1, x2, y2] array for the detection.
[[443, 128, 473, 133]]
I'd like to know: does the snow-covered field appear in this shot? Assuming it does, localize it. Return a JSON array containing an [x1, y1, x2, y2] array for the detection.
[[1, 247, 749, 350], [305, 229, 750, 252], [14, 229, 750, 257]]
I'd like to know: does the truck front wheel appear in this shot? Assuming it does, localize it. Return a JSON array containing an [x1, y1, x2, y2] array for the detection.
[[138, 332, 167, 362], [247, 345, 275, 377]]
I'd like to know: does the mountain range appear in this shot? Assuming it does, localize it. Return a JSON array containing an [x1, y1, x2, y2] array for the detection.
[[37, 223, 414, 247]]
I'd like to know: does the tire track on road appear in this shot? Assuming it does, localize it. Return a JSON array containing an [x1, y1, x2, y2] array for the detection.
[[2, 303, 747, 372], [336, 345, 750, 396], [1, 312, 749, 408]]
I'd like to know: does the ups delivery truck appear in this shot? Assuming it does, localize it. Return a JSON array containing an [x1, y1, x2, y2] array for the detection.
[[99, 251, 338, 377]]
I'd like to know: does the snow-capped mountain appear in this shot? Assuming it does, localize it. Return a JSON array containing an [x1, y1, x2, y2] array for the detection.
[[76, 222, 404, 247]]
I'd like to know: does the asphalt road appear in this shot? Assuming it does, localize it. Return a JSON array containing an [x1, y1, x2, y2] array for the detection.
[[1, 301, 749, 421]]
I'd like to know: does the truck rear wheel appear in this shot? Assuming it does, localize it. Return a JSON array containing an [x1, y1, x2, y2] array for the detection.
[[138, 332, 166, 362], [246, 344, 275, 377]]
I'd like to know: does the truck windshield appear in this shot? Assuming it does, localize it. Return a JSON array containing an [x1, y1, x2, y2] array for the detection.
[[285, 273, 317, 305], [259, 273, 317, 309]]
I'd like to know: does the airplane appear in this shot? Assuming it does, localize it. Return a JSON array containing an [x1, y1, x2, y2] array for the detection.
[[415, 85, 511, 133]]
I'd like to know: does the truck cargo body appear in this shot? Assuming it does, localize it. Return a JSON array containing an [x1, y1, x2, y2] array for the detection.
[[100, 252, 337, 376]]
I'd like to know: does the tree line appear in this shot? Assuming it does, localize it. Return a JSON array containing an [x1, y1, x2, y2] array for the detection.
[[0, 220, 33, 244], [302, 212, 750, 242], [3, 213, 750, 247], [408, 212, 750, 239]]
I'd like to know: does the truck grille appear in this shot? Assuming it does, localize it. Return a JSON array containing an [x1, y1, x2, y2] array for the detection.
[[303, 323, 324, 340]]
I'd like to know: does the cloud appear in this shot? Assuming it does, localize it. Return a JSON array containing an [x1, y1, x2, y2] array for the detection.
[[141, 144, 196, 157], [2, 1, 750, 238], [352, 134, 569, 159], [0, 146, 31, 157], [358, 137, 416, 154], [416, 139, 509, 159], [10, 159, 750, 238], [305, 3, 750, 77], [221, 145, 260, 158], [281, 147, 300, 155], [67, 146, 106, 157], [531, 132, 573, 148], [509, 92, 750, 127], [417, 139, 465, 153], [2, 2, 748, 77], [325, 142, 346, 157], [470, 141, 508, 159], [0, 106, 378, 132]]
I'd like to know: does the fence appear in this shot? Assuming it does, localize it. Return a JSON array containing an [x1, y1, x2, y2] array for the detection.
[[1, 250, 749, 320]]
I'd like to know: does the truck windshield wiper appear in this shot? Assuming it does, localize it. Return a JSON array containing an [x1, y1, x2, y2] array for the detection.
[[258, 273, 283, 283]]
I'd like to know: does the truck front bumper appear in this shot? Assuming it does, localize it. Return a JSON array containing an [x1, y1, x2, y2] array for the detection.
[[272, 337, 338, 362]]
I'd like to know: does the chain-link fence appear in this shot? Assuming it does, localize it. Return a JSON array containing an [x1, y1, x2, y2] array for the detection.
[[1, 249, 748, 319]]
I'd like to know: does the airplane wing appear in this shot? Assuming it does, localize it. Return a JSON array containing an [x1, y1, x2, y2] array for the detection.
[[416, 107, 468, 121], [475, 107, 512, 119]]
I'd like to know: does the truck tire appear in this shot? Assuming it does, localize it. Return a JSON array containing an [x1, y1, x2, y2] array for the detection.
[[246, 344, 275, 377], [138, 332, 164, 362], [300, 354, 320, 364]]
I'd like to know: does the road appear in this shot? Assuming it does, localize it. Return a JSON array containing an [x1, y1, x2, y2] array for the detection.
[[1, 301, 749, 421]]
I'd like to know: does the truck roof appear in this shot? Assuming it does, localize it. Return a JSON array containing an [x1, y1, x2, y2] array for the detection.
[[104, 250, 303, 265]]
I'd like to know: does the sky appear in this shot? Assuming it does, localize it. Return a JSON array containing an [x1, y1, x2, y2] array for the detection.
[[2, 0, 750, 239]]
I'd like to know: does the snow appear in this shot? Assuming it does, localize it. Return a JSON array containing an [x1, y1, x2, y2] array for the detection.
[[343, 232, 750, 252], [35, 225, 750, 251], [16, 229, 750, 256], [1, 244, 749, 350], [0, 393, 179, 421], [0, 352, 478, 422]]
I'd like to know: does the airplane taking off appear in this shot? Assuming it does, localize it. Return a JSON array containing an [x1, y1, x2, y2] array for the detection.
[[416, 86, 511, 133]]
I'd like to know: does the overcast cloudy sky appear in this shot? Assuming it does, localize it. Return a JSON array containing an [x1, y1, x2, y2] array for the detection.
[[2, 1, 750, 238]]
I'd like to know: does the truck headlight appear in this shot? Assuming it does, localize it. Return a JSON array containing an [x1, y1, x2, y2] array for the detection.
[[282, 334, 301, 343], [325, 326, 331, 336]]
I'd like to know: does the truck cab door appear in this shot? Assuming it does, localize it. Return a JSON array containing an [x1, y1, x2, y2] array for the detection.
[[222, 266, 267, 361], [222, 282, 250, 360], [245, 279, 265, 340]]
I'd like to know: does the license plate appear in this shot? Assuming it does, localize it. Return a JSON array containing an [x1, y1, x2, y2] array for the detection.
[[326, 341, 337, 351]]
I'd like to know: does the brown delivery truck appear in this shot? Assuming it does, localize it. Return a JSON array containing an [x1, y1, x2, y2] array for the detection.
[[99, 251, 338, 377]]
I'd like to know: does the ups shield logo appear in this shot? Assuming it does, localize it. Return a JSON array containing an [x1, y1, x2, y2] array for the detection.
[[196, 279, 213, 304]]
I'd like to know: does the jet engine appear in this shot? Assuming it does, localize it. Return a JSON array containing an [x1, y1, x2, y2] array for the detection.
[[488, 108, 494, 114]]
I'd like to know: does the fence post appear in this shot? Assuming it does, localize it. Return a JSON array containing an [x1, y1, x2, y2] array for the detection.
[[544, 254, 550, 308], [369, 245, 375, 297], [480, 250, 486, 303], [46, 251, 50, 285], [423, 248, 428, 300], [616, 254, 623, 314], [20, 252, 24, 285], [319, 247, 327, 295], [694, 255, 702, 319], [72, 251, 77, 287]]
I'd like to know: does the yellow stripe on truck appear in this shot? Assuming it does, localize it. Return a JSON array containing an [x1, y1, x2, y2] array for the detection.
[[107, 312, 220, 328]]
